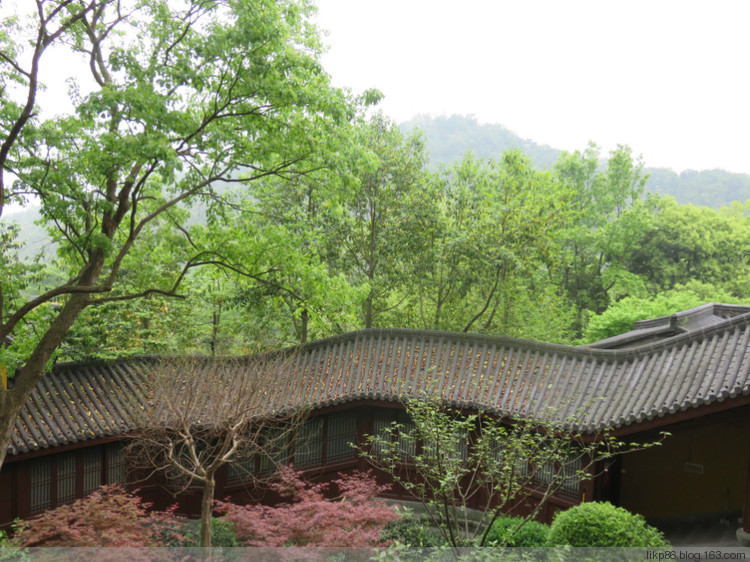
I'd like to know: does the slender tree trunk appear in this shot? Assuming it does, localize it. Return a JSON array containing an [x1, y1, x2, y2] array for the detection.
[[200, 476, 216, 547], [364, 292, 374, 329], [299, 308, 309, 344]]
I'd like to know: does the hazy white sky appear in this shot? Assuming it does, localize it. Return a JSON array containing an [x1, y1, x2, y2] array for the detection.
[[314, 0, 750, 174]]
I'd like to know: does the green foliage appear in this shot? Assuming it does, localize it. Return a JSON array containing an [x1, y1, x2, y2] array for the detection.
[[395, 148, 573, 336], [623, 195, 750, 296], [380, 509, 446, 547], [59, 296, 198, 361], [217, 169, 366, 345], [546, 502, 669, 547], [209, 518, 240, 548], [582, 281, 746, 343], [553, 143, 649, 333], [175, 517, 239, 547], [484, 515, 550, 547], [338, 113, 431, 329], [0, 223, 47, 374], [0, 0, 353, 472]]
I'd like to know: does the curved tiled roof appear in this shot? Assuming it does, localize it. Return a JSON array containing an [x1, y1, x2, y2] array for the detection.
[[9, 304, 750, 457]]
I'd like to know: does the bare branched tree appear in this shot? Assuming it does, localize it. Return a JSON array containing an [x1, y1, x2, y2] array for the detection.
[[128, 353, 304, 547]]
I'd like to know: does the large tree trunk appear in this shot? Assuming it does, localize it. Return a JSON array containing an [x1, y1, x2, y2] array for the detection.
[[0, 391, 26, 470], [0, 269, 99, 472]]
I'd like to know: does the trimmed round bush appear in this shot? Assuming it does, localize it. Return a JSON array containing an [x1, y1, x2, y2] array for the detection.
[[546, 502, 669, 547], [484, 516, 549, 547]]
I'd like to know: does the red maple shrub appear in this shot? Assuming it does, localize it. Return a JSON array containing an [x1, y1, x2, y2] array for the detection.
[[216, 466, 401, 547], [10, 484, 187, 547]]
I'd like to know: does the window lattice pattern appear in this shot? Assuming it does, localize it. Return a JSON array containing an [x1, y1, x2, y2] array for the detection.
[[294, 418, 324, 468], [259, 428, 289, 476], [373, 410, 415, 458], [326, 413, 356, 463], [30, 458, 52, 515], [56, 453, 76, 506], [560, 454, 582, 495], [28, 442, 129, 517], [226, 456, 256, 485], [106, 442, 125, 484], [82, 448, 102, 494]]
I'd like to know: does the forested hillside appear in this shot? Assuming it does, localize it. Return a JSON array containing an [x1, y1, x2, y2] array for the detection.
[[402, 115, 750, 208]]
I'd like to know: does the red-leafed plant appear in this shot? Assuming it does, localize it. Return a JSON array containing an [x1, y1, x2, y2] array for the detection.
[[216, 466, 401, 547], [9, 485, 187, 547]]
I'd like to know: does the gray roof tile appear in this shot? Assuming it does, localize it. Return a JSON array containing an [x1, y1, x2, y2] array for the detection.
[[8, 305, 750, 456]]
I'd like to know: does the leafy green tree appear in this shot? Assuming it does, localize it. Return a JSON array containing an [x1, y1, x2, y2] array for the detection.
[[336, 113, 431, 328], [0, 224, 45, 371], [553, 143, 648, 333], [228, 167, 365, 345], [401, 150, 573, 337], [0, 0, 348, 471], [624, 195, 750, 297]]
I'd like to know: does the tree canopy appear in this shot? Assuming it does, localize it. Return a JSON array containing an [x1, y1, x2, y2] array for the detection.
[[0, 0, 349, 470]]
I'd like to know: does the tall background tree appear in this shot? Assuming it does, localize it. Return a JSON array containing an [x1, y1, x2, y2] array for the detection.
[[552, 143, 648, 334]]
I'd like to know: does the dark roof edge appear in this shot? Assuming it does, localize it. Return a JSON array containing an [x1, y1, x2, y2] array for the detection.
[[580, 310, 750, 358], [49, 353, 279, 374], [47, 311, 750, 374], [291, 315, 750, 362], [633, 303, 750, 330]]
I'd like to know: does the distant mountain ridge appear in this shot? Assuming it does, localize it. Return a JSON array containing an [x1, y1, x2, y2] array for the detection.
[[401, 114, 750, 208]]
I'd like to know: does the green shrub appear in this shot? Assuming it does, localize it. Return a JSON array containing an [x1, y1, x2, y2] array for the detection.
[[210, 518, 240, 547], [546, 502, 669, 547], [380, 510, 445, 547], [484, 516, 549, 547], [175, 517, 239, 547]]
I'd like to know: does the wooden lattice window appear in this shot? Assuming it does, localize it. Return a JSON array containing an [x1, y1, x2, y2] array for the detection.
[[106, 442, 125, 484], [560, 454, 582, 495], [27, 441, 128, 517], [226, 455, 256, 485], [30, 458, 52, 515], [373, 409, 415, 458], [294, 418, 324, 468], [56, 453, 77, 505], [326, 412, 356, 463], [259, 428, 289, 476], [82, 448, 103, 494]]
